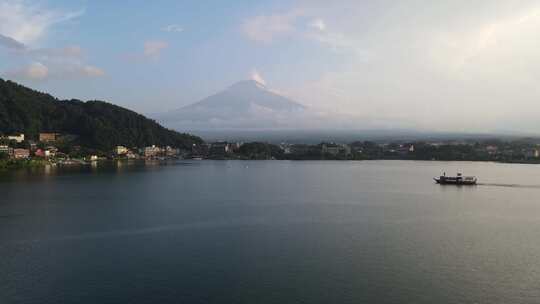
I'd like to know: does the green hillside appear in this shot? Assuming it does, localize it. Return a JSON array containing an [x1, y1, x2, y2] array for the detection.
[[0, 78, 202, 150]]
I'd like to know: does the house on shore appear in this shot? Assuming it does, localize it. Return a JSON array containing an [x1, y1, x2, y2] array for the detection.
[[209, 142, 240, 157], [13, 148, 30, 159], [0, 145, 13, 156], [322, 143, 351, 156], [7, 134, 25, 143], [143, 145, 162, 158], [116, 146, 129, 155], [39, 133, 60, 143], [209, 142, 230, 156]]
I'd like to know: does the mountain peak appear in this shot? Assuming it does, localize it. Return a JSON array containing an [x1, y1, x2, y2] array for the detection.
[[158, 79, 307, 129], [228, 79, 267, 91]]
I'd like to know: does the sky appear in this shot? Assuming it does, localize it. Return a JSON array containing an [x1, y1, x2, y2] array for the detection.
[[2, 0, 540, 133]]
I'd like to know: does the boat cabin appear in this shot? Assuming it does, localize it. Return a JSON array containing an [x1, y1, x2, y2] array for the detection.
[[434, 172, 477, 185]]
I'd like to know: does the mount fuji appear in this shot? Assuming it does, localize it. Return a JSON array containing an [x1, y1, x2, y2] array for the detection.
[[157, 80, 307, 129]]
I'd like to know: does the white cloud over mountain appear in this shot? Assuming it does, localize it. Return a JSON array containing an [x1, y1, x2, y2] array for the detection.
[[3, 1, 540, 132], [250, 69, 267, 86], [0, 1, 104, 82], [0, 0, 83, 45], [241, 0, 540, 132]]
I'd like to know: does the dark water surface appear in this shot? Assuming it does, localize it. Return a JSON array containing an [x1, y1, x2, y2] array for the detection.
[[2, 160, 540, 303]]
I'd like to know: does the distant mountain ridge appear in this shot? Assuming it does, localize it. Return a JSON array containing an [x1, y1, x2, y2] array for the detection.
[[183, 80, 305, 112], [0, 78, 202, 150], [158, 80, 307, 129]]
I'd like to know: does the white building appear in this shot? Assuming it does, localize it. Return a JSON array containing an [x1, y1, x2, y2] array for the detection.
[[0, 145, 11, 155], [116, 146, 129, 155], [144, 145, 162, 158], [7, 134, 24, 143]]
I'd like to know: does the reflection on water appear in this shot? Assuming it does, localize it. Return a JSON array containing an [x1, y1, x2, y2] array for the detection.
[[2, 160, 540, 304], [478, 183, 540, 189], [0, 160, 197, 183]]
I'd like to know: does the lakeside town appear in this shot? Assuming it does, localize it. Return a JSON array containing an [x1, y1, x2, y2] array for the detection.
[[2, 131, 540, 169]]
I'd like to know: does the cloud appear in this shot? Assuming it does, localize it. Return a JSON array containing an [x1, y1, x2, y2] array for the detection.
[[143, 40, 168, 58], [25, 45, 83, 60], [309, 18, 326, 31], [250, 69, 267, 85], [80, 65, 105, 77], [0, 0, 84, 45], [242, 10, 303, 43], [0, 2, 102, 82], [277, 1, 540, 132], [6, 62, 48, 80], [4, 61, 105, 81], [0, 33, 26, 50], [242, 9, 358, 55], [26, 62, 49, 79], [2, 42, 106, 81], [162, 24, 184, 33], [24, 62, 49, 79]]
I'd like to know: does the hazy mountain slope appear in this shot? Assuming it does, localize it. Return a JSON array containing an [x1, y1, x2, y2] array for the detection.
[[158, 80, 307, 129]]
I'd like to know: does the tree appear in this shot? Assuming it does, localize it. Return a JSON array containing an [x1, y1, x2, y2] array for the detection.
[[0, 78, 203, 151]]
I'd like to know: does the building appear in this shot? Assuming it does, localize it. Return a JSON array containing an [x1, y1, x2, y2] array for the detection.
[[88, 155, 99, 161], [486, 145, 498, 155], [144, 145, 162, 158], [7, 134, 25, 143], [227, 142, 241, 153], [45, 146, 58, 158], [209, 142, 231, 156], [322, 143, 351, 156], [13, 148, 30, 159], [0, 145, 13, 156], [524, 149, 540, 159], [126, 151, 139, 159], [34, 149, 46, 158], [322, 143, 340, 155], [165, 146, 179, 157], [116, 146, 129, 155], [395, 144, 414, 155], [280, 143, 292, 154], [27, 140, 37, 151], [39, 133, 59, 142]]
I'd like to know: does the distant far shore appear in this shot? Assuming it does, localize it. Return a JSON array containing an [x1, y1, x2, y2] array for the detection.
[[3, 156, 540, 174], [3, 133, 540, 173]]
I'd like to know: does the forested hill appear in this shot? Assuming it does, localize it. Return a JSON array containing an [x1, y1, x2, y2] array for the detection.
[[0, 78, 202, 150]]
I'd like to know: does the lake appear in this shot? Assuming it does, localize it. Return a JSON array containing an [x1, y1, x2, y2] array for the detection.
[[1, 160, 540, 303]]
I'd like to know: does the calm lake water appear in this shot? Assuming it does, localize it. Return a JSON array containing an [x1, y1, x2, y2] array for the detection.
[[2, 160, 540, 304]]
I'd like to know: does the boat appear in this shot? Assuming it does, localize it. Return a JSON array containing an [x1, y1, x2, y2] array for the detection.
[[434, 173, 477, 185]]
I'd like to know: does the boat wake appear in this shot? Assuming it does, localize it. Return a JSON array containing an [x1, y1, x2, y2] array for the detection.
[[477, 183, 540, 189]]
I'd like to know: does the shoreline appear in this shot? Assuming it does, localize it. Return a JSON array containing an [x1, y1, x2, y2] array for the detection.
[[2, 157, 540, 173]]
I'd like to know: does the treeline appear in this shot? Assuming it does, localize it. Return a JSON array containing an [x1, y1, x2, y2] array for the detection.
[[0, 79, 202, 150], [214, 141, 540, 163]]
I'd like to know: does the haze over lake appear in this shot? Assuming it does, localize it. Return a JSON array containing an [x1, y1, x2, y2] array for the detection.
[[2, 160, 540, 303]]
